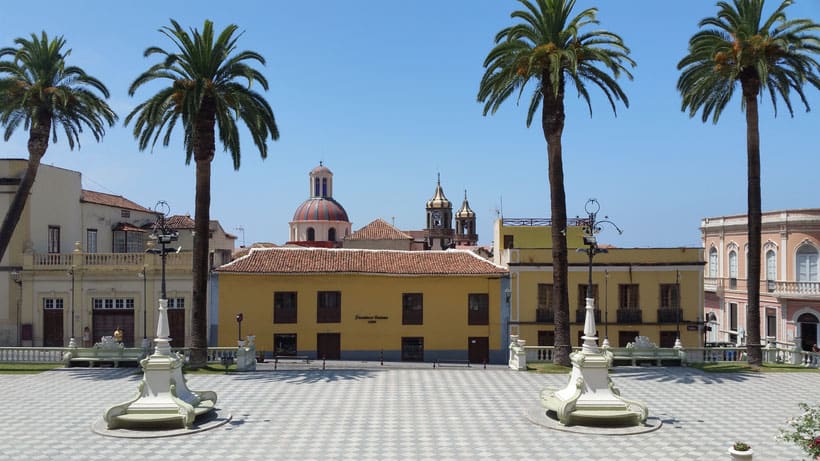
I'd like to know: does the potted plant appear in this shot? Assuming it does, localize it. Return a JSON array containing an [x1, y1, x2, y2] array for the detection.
[[728, 441, 753, 460], [779, 403, 820, 460]]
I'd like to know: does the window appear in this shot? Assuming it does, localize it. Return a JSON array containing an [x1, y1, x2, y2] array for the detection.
[[314, 178, 320, 197], [48, 226, 60, 253], [729, 302, 738, 331], [503, 235, 514, 249], [797, 244, 819, 282], [402, 293, 423, 325], [660, 331, 678, 348], [317, 291, 341, 323], [577, 284, 599, 308], [92, 297, 135, 309], [766, 309, 777, 339], [43, 298, 64, 309], [307, 228, 315, 242], [274, 292, 297, 323], [619, 284, 639, 309], [322, 178, 328, 197], [120, 209, 130, 218], [660, 284, 680, 308], [709, 248, 718, 278], [328, 228, 337, 242], [86, 229, 98, 254], [728, 250, 738, 278], [468, 293, 489, 325], [274, 333, 297, 356], [537, 284, 553, 310], [766, 250, 776, 281], [113, 231, 145, 253], [167, 298, 185, 309]]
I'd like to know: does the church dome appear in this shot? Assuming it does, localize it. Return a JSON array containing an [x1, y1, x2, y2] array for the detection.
[[426, 175, 452, 209], [292, 197, 349, 222]]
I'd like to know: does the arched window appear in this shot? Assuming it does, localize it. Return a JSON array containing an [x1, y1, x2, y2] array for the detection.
[[797, 244, 819, 282], [766, 250, 776, 281], [728, 250, 738, 278], [314, 178, 320, 197], [709, 248, 718, 278], [322, 178, 328, 197], [307, 227, 315, 241], [328, 228, 336, 242]]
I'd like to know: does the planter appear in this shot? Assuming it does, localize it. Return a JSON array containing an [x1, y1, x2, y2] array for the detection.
[[728, 447, 753, 460]]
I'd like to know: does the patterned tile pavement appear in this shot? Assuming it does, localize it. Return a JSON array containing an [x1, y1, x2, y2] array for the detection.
[[0, 362, 816, 460]]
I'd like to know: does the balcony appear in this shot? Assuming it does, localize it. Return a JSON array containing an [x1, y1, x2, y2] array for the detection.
[[705, 277, 820, 300], [657, 308, 683, 324], [29, 251, 192, 271], [617, 309, 642, 324], [535, 308, 554, 323], [575, 308, 601, 323]]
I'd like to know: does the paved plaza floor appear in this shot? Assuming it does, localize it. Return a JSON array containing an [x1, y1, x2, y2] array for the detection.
[[0, 361, 816, 460]]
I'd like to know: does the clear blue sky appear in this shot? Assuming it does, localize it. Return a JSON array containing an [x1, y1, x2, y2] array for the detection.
[[1, 1, 818, 248]]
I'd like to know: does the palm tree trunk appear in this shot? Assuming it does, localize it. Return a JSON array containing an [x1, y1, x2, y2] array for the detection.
[[542, 78, 571, 367], [188, 106, 216, 369], [743, 79, 762, 366], [0, 120, 51, 264], [189, 157, 211, 368]]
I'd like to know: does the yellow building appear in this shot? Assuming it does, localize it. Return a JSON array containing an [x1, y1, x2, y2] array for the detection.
[[493, 218, 704, 348], [216, 247, 508, 363]]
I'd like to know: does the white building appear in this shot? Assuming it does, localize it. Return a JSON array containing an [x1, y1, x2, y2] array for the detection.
[[0, 160, 235, 347]]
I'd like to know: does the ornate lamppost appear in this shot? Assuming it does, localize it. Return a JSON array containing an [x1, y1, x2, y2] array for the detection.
[[541, 199, 647, 427], [577, 199, 622, 349], [104, 200, 217, 430], [138, 266, 149, 349]]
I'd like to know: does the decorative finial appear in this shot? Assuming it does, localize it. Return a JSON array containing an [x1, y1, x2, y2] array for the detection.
[[437, 172, 440, 185], [319, 160, 323, 167]]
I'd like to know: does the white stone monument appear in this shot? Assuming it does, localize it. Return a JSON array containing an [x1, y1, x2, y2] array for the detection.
[[540, 296, 648, 426], [103, 299, 217, 429]]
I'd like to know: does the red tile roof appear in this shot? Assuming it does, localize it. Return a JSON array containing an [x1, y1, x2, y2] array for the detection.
[[346, 219, 413, 241], [217, 247, 507, 276], [80, 190, 153, 213], [167, 215, 195, 229]]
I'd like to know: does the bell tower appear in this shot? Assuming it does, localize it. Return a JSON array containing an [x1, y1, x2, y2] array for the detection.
[[455, 190, 478, 246], [424, 174, 454, 250]]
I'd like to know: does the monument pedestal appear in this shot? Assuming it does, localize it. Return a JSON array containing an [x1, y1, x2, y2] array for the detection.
[[103, 299, 217, 429], [541, 298, 647, 426]]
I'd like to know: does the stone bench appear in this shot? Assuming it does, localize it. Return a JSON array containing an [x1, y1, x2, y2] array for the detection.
[[608, 336, 682, 366], [64, 346, 146, 368]]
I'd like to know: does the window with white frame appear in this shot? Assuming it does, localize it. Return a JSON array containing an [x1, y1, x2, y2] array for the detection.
[[48, 226, 60, 253], [86, 229, 98, 253], [709, 248, 718, 278], [92, 297, 135, 309], [728, 250, 738, 279], [797, 244, 819, 282], [167, 298, 185, 309], [766, 250, 776, 281], [43, 298, 64, 309]]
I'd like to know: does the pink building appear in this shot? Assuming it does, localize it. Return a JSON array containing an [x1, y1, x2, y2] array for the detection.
[[701, 209, 820, 350]]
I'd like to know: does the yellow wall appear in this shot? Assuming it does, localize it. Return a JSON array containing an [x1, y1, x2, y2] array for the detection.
[[217, 273, 504, 361], [496, 219, 705, 348]]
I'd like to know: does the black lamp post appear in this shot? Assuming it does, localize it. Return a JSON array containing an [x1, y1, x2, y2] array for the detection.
[[236, 313, 243, 342], [577, 199, 622, 345], [139, 266, 147, 339], [68, 265, 75, 346], [675, 270, 681, 342], [147, 201, 178, 301]]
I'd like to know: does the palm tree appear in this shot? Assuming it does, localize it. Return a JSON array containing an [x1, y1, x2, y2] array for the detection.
[[478, 0, 633, 366], [0, 32, 116, 263], [126, 20, 279, 368], [677, 0, 820, 366]]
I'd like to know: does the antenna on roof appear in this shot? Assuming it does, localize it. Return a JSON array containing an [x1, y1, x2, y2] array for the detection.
[[235, 226, 246, 248]]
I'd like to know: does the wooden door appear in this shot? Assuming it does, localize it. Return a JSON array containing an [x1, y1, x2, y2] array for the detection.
[[43, 309, 64, 347], [93, 310, 135, 346], [468, 337, 489, 364], [317, 333, 340, 360], [168, 309, 185, 348]]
